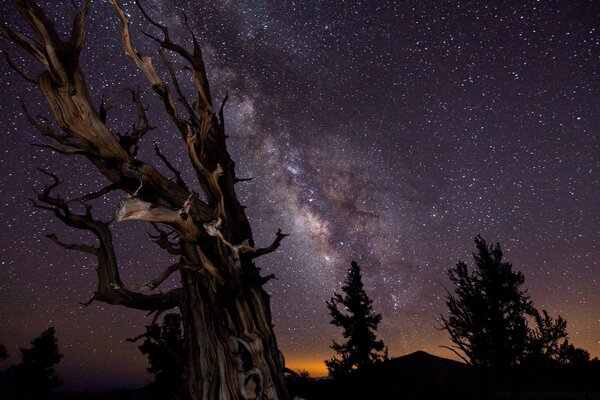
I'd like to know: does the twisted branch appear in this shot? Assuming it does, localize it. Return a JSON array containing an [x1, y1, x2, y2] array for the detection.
[[33, 173, 183, 311]]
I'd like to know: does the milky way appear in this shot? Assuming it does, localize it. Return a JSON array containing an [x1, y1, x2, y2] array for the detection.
[[0, 0, 598, 390]]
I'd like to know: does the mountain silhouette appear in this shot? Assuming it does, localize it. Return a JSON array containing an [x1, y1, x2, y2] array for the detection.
[[287, 350, 600, 400]]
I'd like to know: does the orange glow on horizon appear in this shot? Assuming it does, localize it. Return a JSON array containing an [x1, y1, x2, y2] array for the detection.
[[285, 358, 329, 377], [284, 341, 600, 378]]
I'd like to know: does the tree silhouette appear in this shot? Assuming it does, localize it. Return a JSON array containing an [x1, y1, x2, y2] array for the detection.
[[0, 327, 63, 399], [558, 340, 591, 366], [440, 236, 592, 370], [138, 313, 186, 398], [526, 309, 568, 364], [1, 2, 290, 398], [325, 261, 386, 377], [20, 327, 63, 396], [440, 236, 533, 369], [526, 309, 590, 366]]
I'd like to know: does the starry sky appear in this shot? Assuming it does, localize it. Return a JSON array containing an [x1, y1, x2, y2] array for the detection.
[[0, 0, 599, 391]]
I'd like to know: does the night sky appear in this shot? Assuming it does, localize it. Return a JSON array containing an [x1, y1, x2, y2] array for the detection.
[[1, 0, 599, 391]]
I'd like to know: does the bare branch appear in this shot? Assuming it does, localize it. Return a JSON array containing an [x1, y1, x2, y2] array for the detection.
[[130, 88, 152, 132], [37, 168, 61, 196], [1, 51, 37, 83], [109, 1, 250, 231], [181, 13, 195, 43], [68, 0, 91, 51], [115, 193, 205, 242], [98, 94, 115, 124], [131, 0, 215, 124], [260, 273, 277, 285], [29, 197, 57, 212], [110, 0, 184, 128], [46, 233, 97, 254], [0, 23, 46, 64], [123, 262, 185, 291], [21, 101, 78, 147], [234, 177, 253, 184], [134, 0, 169, 39], [219, 93, 228, 127], [439, 345, 471, 364], [68, 182, 120, 204], [153, 141, 188, 190], [33, 174, 183, 312], [30, 142, 88, 156], [158, 49, 199, 124], [248, 229, 289, 259], [148, 222, 181, 255], [125, 330, 149, 343], [117, 88, 155, 155]]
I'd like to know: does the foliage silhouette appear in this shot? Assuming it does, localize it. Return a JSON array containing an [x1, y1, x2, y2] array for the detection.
[[0, 327, 62, 399], [325, 261, 386, 377], [527, 309, 567, 364], [526, 309, 590, 366], [284, 368, 312, 399], [558, 340, 591, 366], [440, 236, 591, 370], [440, 236, 534, 368], [137, 313, 186, 399]]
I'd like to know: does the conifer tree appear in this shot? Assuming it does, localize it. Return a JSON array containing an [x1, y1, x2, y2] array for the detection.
[[20, 327, 63, 395], [440, 236, 592, 369], [1, 327, 63, 399], [325, 261, 386, 377], [440, 236, 533, 369]]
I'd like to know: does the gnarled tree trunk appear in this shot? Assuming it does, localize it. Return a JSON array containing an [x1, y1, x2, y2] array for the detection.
[[1, 1, 290, 399]]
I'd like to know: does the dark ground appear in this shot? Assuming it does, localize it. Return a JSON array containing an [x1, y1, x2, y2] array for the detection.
[[286, 351, 600, 400], [4, 351, 600, 399]]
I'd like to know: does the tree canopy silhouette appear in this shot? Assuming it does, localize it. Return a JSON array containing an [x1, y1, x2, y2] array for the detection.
[[440, 236, 591, 369], [325, 261, 386, 377], [0, 327, 63, 399], [440, 236, 533, 368], [526, 309, 590, 366], [19, 327, 63, 394]]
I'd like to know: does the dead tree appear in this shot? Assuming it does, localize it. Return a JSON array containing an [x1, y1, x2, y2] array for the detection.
[[1, 1, 290, 399]]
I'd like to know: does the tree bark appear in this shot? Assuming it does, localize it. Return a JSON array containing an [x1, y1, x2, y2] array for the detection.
[[1, 1, 290, 399]]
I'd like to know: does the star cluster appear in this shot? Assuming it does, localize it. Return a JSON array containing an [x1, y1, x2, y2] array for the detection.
[[0, 0, 598, 390]]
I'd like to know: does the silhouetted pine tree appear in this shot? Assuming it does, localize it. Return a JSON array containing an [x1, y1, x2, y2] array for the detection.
[[0, 327, 63, 399], [21, 327, 63, 397], [440, 236, 533, 369], [440, 236, 593, 370], [325, 261, 386, 377]]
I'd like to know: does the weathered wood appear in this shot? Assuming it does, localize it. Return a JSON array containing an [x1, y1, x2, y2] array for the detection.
[[2, 1, 290, 399]]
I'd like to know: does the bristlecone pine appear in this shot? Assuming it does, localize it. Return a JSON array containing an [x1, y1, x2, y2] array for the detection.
[[1, 1, 290, 399]]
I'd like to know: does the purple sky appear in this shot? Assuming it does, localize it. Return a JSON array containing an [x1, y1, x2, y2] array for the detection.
[[1, 0, 598, 390]]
